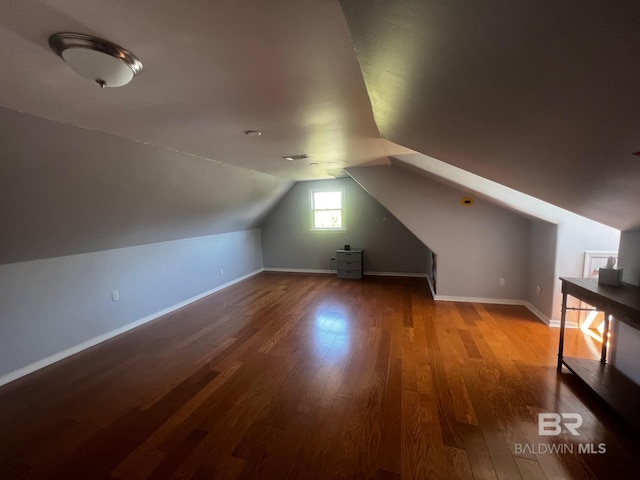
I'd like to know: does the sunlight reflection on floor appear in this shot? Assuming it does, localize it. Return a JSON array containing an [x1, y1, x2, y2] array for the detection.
[[313, 305, 351, 365]]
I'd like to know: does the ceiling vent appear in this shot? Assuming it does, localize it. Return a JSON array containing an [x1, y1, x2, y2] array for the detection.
[[282, 154, 310, 161]]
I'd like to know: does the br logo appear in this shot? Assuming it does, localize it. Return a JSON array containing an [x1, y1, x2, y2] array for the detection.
[[538, 413, 582, 436]]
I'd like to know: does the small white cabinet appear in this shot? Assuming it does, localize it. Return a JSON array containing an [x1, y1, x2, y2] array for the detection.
[[336, 249, 363, 279]]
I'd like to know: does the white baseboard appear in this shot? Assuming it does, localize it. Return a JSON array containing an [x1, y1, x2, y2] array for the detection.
[[432, 294, 564, 327], [548, 319, 579, 329], [263, 267, 428, 278], [434, 294, 526, 305], [521, 301, 552, 326], [1, 270, 569, 388], [0, 268, 263, 388], [365, 271, 428, 278], [521, 302, 577, 328], [426, 276, 436, 298], [263, 268, 333, 274]]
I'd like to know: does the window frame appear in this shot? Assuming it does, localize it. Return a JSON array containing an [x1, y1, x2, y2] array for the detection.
[[309, 188, 346, 231]]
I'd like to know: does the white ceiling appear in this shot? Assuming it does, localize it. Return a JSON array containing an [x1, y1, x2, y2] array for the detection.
[[0, 0, 403, 180], [341, 0, 640, 231], [1, 0, 639, 230]]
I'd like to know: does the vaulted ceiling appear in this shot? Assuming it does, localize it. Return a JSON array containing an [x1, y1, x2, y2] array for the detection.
[[340, 0, 640, 230], [0, 0, 400, 180], [1, 0, 639, 230]]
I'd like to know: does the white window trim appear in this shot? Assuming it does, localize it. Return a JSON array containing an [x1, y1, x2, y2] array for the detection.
[[309, 187, 347, 231]]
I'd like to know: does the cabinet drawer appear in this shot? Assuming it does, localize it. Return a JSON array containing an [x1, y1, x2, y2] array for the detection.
[[337, 251, 362, 261], [337, 269, 362, 279], [337, 260, 361, 270]]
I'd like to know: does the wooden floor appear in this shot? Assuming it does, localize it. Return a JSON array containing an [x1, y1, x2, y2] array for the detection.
[[1, 273, 639, 479]]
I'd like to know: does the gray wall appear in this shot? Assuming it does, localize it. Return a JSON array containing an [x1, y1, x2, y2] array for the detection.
[[619, 230, 640, 286], [348, 163, 620, 321], [261, 178, 432, 274], [347, 165, 532, 300], [0, 107, 293, 385], [381, 155, 620, 321], [0, 230, 263, 384], [551, 221, 620, 321], [0, 107, 293, 264], [527, 220, 558, 318], [610, 230, 640, 384]]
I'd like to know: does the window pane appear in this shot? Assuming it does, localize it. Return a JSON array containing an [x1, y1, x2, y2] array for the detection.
[[313, 191, 342, 210], [314, 210, 343, 229]]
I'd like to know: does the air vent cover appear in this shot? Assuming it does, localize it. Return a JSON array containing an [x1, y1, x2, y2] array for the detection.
[[283, 154, 310, 161]]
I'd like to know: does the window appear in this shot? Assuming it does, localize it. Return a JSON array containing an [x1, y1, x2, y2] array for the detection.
[[311, 189, 344, 230]]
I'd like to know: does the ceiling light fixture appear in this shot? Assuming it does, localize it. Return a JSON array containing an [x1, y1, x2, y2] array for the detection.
[[49, 32, 143, 88]]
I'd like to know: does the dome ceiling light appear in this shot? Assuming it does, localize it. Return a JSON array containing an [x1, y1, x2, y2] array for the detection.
[[49, 33, 143, 88]]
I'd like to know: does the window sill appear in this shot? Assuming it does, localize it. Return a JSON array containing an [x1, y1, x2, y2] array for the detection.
[[310, 228, 347, 232]]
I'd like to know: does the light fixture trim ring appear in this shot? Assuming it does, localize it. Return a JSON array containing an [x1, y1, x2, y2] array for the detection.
[[48, 32, 143, 78]]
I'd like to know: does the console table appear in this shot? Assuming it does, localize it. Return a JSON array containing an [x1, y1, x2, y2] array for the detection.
[[557, 277, 640, 430]]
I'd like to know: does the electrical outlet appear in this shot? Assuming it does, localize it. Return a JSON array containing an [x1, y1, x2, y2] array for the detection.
[[219, 268, 224, 276], [111, 290, 120, 301], [498, 277, 505, 287]]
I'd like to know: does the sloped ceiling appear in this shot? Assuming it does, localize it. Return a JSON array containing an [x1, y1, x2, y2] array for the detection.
[[340, 0, 640, 230], [0, 0, 403, 180], [1, 0, 639, 234], [387, 153, 620, 231], [0, 107, 293, 264]]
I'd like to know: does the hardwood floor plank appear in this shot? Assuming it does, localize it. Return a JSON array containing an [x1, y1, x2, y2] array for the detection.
[[516, 405, 573, 480], [514, 456, 549, 480], [457, 422, 499, 480], [401, 389, 430, 480], [461, 364, 523, 479], [375, 469, 402, 480], [2, 274, 640, 479], [444, 445, 474, 480], [111, 361, 243, 477], [147, 429, 208, 479], [301, 395, 351, 480], [377, 356, 402, 475], [458, 328, 484, 359], [429, 351, 464, 449]]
